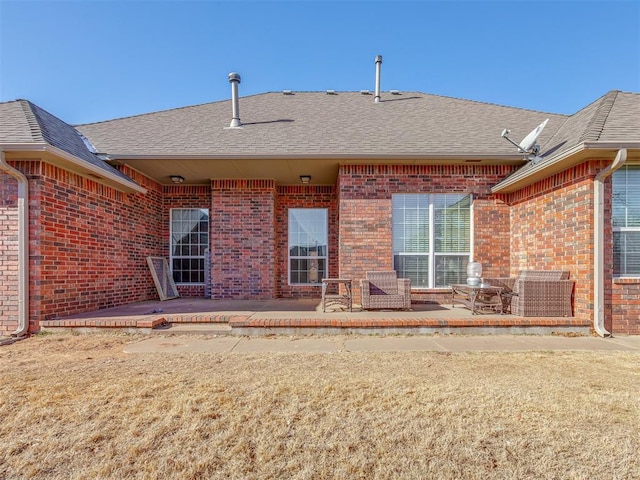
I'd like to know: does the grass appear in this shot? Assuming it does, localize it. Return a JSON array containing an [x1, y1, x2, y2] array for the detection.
[[1, 333, 639, 479]]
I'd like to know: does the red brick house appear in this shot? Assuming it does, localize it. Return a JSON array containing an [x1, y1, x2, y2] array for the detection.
[[1, 75, 639, 336]]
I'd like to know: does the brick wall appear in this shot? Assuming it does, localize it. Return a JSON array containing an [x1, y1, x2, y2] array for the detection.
[[0, 173, 19, 334], [162, 185, 211, 297], [507, 160, 640, 335], [507, 162, 602, 325], [4, 153, 638, 334], [210, 180, 276, 299], [612, 280, 640, 334], [338, 164, 517, 303], [32, 163, 164, 324], [1, 161, 164, 330], [276, 185, 337, 298]]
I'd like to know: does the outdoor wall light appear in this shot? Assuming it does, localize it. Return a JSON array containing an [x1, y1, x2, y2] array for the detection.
[[170, 175, 185, 184], [300, 175, 311, 184]]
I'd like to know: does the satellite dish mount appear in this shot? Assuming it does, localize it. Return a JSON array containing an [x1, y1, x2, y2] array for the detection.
[[501, 118, 548, 163]]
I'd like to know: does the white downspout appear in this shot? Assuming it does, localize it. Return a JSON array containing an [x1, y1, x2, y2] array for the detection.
[[593, 148, 627, 337], [0, 149, 29, 337]]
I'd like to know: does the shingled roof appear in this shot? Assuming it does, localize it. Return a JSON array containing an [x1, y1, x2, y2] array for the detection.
[[491, 91, 640, 192], [76, 91, 565, 158], [3, 90, 637, 189], [543, 90, 640, 156], [0, 99, 139, 187]]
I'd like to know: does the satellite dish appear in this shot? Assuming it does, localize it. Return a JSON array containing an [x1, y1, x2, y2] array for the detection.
[[518, 119, 548, 153], [501, 118, 549, 161]]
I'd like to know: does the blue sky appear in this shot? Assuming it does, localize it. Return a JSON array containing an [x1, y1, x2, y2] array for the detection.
[[1, 0, 638, 124]]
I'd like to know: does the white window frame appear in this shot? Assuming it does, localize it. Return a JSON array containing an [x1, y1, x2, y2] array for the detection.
[[169, 208, 209, 285], [392, 193, 473, 288], [288, 208, 328, 285], [613, 165, 640, 277]]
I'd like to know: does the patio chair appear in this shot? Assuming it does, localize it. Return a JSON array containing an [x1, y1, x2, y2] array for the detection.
[[484, 270, 574, 317], [360, 271, 411, 310]]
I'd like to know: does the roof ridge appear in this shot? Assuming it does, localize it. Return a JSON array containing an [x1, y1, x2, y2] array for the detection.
[[15, 100, 140, 185], [271, 90, 567, 115], [75, 101, 221, 127], [412, 91, 565, 116], [582, 90, 619, 142], [77, 90, 566, 128], [18, 99, 45, 143], [75, 91, 275, 127]]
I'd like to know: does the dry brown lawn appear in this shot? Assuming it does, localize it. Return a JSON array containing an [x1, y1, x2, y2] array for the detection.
[[1, 333, 639, 480]]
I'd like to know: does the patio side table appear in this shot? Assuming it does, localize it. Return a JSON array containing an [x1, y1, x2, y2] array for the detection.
[[321, 278, 352, 312], [451, 284, 504, 315]]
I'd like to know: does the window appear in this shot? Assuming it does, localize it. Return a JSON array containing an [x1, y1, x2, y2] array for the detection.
[[613, 166, 640, 276], [170, 208, 209, 284], [288, 208, 328, 284], [393, 194, 471, 288]]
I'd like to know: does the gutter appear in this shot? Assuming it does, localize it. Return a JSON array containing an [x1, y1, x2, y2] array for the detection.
[[104, 152, 524, 162], [593, 148, 627, 337], [492, 141, 640, 193], [0, 143, 147, 194], [0, 149, 29, 338]]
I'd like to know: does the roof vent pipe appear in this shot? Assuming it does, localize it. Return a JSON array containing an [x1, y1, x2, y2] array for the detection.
[[374, 55, 382, 103], [228, 72, 242, 128]]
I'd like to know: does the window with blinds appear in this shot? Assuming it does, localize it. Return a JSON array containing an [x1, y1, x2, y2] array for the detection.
[[613, 165, 640, 276], [288, 208, 328, 285], [393, 194, 471, 288]]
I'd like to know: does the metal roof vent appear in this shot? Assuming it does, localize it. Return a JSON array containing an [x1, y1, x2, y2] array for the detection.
[[228, 72, 242, 128], [374, 55, 382, 103]]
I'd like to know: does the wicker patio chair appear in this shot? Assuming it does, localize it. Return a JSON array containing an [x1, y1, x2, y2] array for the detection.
[[484, 270, 574, 317], [360, 271, 411, 310]]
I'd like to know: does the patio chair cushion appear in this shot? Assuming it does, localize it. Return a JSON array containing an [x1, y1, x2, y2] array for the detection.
[[368, 271, 399, 295]]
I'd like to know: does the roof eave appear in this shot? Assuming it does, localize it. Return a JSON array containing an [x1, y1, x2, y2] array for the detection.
[[491, 142, 640, 194], [0, 143, 147, 194], [104, 152, 525, 162]]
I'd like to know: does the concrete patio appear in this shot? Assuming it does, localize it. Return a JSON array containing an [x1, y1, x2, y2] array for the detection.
[[40, 297, 592, 336]]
